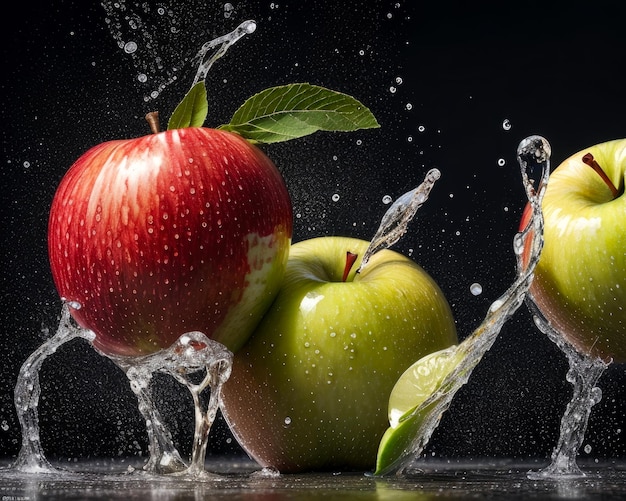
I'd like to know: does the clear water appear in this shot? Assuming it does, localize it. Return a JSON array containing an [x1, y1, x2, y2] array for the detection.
[[374, 135, 552, 476], [3, 4, 614, 487]]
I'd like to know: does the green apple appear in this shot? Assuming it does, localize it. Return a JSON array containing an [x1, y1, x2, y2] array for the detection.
[[520, 138, 626, 362], [220, 236, 458, 472]]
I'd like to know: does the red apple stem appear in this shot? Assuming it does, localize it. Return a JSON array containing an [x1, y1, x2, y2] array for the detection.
[[582, 152, 621, 198], [342, 252, 358, 282], [145, 111, 161, 134]]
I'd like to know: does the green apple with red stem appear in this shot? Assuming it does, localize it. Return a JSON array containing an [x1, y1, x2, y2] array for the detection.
[[520, 138, 626, 362], [220, 236, 458, 472], [48, 82, 379, 358]]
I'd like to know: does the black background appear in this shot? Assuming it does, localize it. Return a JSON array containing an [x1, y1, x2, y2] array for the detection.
[[1, 0, 625, 465]]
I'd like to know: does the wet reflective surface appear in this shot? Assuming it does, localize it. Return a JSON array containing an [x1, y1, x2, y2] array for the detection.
[[3, 457, 626, 500]]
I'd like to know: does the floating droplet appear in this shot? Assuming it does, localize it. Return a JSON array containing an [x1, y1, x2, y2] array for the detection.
[[382, 195, 393, 204], [331, 194, 340, 202], [470, 283, 483, 296], [137, 73, 147, 83], [124, 41, 138, 54], [284, 416, 292, 427], [497, 158, 506, 167], [502, 119, 512, 131], [418, 125, 425, 132]]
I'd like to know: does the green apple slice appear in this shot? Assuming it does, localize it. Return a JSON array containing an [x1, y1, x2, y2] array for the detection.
[[375, 345, 465, 475]]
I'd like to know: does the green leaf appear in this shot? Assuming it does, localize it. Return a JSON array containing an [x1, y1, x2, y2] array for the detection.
[[219, 83, 380, 143], [167, 81, 209, 130]]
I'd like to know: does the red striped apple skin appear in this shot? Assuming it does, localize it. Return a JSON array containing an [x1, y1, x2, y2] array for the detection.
[[48, 127, 292, 357]]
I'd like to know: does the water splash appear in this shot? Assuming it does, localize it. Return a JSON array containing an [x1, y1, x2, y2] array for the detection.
[[10, 302, 232, 478], [107, 332, 233, 478], [358, 168, 441, 273], [375, 135, 551, 476], [525, 305, 608, 479], [191, 20, 256, 87], [11, 302, 95, 473]]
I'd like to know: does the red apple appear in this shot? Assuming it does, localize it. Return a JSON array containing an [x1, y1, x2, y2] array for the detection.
[[48, 126, 292, 357]]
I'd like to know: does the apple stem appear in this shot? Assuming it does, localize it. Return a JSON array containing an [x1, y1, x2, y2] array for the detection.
[[582, 152, 621, 198], [145, 111, 161, 134], [342, 251, 358, 282]]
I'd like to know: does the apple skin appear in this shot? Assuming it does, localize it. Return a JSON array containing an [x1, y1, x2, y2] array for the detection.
[[520, 138, 626, 363], [220, 236, 458, 472], [48, 127, 292, 357]]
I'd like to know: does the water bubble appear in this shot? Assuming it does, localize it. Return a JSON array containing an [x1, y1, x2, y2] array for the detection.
[[137, 73, 147, 83], [243, 20, 257, 34], [23, 161, 31, 169], [417, 125, 425, 132], [284, 417, 292, 427], [331, 194, 340, 202], [497, 158, 506, 167], [584, 444, 592, 454], [359, 49, 365, 56], [124, 41, 138, 54], [1, 420, 8, 431], [389, 86, 397, 94], [405, 103, 413, 110], [223, 3, 234, 18], [470, 283, 483, 296], [382, 195, 393, 204], [502, 119, 512, 131], [157, 7, 165, 15], [395, 77, 403, 85]]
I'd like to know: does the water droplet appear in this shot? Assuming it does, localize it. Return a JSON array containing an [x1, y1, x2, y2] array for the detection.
[[137, 73, 147, 83], [502, 119, 512, 130], [124, 41, 138, 54], [23, 161, 31, 169], [405, 103, 413, 110], [418, 125, 426, 132], [331, 194, 340, 202], [497, 158, 506, 167], [584, 444, 592, 454], [395, 77, 403, 85], [389, 86, 397, 94], [284, 416, 292, 426], [470, 283, 483, 296], [382, 195, 393, 204]]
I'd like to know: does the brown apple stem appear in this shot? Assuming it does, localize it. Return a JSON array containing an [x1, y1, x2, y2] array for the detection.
[[582, 152, 621, 198], [145, 111, 161, 134], [342, 251, 358, 282]]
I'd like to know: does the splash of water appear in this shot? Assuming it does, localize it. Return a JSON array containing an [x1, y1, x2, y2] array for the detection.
[[11, 302, 95, 473], [191, 20, 256, 87], [525, 295, 608, 479], [107, 332, 232, 478], [375, 135, 551, 476], [358, 168, 441, 273]]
